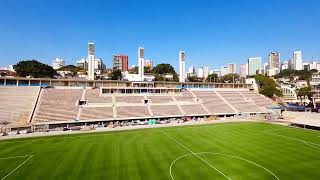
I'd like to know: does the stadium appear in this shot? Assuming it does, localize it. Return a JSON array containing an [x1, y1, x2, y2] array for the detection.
[[0, 78, 319, 179]]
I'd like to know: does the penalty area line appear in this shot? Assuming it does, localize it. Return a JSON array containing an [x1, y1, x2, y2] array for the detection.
[[1, 155, 34, 180], [264, 131, 320, 150]]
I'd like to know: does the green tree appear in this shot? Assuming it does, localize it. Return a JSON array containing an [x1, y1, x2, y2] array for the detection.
[[151, 63, 178, 81], [255, 74, 282, 98], [274, 69, 318, 81], [220, 73, 240, 83], [129, 66, 151, 74], [206, 74, 219, 82], [296, 86, 312, 103], [188, 76, 202, 82], [13, 60, 57, 78], [57, 65, 82, 77], [109, 70, 123, 80]]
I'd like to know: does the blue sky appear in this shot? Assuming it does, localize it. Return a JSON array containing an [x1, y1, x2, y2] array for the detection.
[[1, 0, 320, 71]]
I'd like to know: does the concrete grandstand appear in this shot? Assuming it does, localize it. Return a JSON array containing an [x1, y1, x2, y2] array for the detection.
[[0, 80, 276, 131]]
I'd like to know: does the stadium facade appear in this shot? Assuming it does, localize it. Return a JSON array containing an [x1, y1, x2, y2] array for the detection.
[[0, 77, 276, 132]]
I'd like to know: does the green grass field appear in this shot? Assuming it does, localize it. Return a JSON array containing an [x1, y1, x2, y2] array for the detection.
[[0, 122, 320, 180]]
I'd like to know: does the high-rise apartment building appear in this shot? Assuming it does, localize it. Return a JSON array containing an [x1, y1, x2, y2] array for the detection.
[[240, 64, 248, 78], [144, 59, 153, 69], [188, 65, 195, 74], [197, 68, 204, 78], [293, 50, 303, 70], [203, 66, 209, 78], [281, 61, 289, 71], [52, 58, 65, 70], [227, 63, 236, 74], [248, 57, 262, 76], [112, 55, 128, 72], [268, 52, 280, 69]]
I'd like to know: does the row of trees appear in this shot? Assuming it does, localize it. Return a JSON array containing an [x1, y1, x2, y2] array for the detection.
[[12, 60, 248, 83], [110, 63, 179, 81], [274, 69, 318, 80], [187, 73, 242, 83]]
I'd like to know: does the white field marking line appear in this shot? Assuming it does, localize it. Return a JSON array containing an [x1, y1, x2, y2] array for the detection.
[[0, 155, 32, 160], [1, 155, 34, 180], [262, 127, 295, 133], [264, 131, 320, 150], [169, 152, 280, 180], [262, 125, 320, 133], [160, 130, 231, 180]]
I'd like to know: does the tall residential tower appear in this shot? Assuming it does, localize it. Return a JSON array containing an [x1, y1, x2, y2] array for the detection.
[[248, 57, 262, 76], [293, 50, 303, 70]]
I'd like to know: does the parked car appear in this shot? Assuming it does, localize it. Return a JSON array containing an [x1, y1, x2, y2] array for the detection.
[[286, 103, 306, 112]]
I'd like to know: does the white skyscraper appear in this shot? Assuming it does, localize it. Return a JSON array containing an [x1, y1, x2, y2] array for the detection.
[[263, 63, 269, 75], [203, 66, 209, 78], [248, 57, 262, 76], [293, 50, 303, 70], [281, 61, 289, 71], [52, 57, 65, 70], [268, 52, 280, 69], [221, 66, 228, 76], [227, 63, 236, 74], [87, 42, 95, 80], [197, 68, 204, 78], [240, 64, 248, 78], [188, 65, 195, 74], [138, 47, 145, 81], [179, 51, 186, 82]]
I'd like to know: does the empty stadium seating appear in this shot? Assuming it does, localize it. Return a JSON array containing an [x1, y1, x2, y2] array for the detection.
[[239, 91, 274, 108], [116, 96, 143, 104], [0, 86, 40, 127], [33, 88, 83, 123], [85, 89, 112, 103], [218, 91, 262, 113], [174, 90, 195, 102], [116, 106, 150, 118], [180, 104, 208, 115], [2, 86, 275, 126], [147, 96, 174, 103], [151, 105, 182, 116], [193, 91, 236, 114], [80, 107, 113, 120]]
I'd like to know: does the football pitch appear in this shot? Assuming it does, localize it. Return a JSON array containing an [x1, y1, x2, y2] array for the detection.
[[0, 122, 319, 180]]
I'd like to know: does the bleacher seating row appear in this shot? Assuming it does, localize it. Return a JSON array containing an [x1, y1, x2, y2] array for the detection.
[[0, 87, 276, 125], [0, 86, 40, 127]]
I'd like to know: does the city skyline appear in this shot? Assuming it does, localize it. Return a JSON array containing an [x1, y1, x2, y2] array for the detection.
[[1, 0, 320, 70]]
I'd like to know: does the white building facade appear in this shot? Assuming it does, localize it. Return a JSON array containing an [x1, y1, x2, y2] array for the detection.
[[52, 58, 65, 70], [248, 57, 262, 76], [240, 64, 248, 78], [293, 50, 303, 70]]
